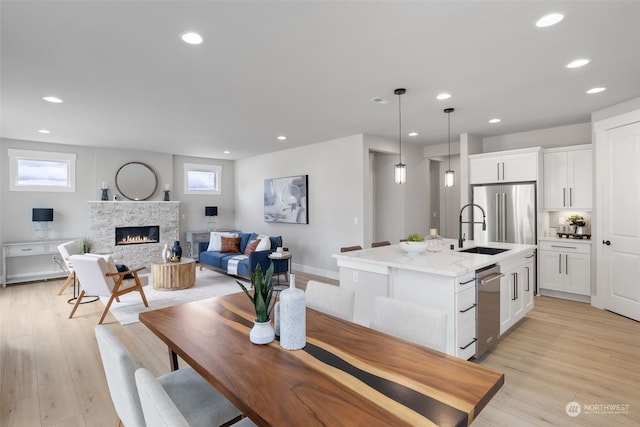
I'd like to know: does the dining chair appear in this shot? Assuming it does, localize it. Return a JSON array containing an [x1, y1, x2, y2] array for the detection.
[[56, 240, 81, 295], [135, 368, 256, 427], [69, 254, 149, 324], [340, 245, 362, 252], [305, 280, 355, 321], [370, 296, 448, 352], [371, 241, 391, 248], [95, 325, 245, 427]]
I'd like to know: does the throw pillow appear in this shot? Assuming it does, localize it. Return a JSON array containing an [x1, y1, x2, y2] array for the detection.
[[220, 236, 241, 253], [115, 263, 135, 279], [207, 232, 238, 251], [255, 235, 272, 251], [244, 239, 261, 256]]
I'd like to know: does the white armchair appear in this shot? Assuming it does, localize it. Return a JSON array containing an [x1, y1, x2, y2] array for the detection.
[[56, 240, 81, 295], [69, 254, 148, 324]]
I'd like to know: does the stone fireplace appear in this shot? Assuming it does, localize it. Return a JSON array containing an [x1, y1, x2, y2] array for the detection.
[[88, 201, 179, 268]]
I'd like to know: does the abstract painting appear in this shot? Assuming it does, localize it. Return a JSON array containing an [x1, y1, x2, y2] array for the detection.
[[264, 175, 308, 224]]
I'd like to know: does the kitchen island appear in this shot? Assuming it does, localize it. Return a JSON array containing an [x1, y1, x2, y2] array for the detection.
[[333, 240, 536, 359]]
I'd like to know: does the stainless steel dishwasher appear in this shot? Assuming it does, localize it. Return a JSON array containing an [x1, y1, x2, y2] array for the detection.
[[476, 264, 504, 357]]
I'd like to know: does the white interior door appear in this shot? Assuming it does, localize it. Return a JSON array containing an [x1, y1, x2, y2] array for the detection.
[[597, 118, 640, 321]]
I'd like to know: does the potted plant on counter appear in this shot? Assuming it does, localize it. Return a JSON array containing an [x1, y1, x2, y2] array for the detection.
[[236, 263, 276, 344], [399, 232, 429, 255]]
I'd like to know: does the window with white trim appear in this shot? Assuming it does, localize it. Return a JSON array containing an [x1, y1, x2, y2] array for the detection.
[[8, 149, 76, 192], [183, 163, 222, 195]]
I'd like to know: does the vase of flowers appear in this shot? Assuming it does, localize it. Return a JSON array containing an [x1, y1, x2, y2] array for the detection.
[[237, 263, 276, 344]]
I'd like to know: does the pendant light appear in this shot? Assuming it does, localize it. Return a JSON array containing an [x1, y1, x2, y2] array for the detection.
[[444, 107, 455, 188], [394, 88, 407, 184]]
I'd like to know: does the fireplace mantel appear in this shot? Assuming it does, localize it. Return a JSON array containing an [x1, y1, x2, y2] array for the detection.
[[88, 201, 180, 268]]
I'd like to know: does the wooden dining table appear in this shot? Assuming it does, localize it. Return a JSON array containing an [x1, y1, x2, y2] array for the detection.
[[139, 292, 504, 427]]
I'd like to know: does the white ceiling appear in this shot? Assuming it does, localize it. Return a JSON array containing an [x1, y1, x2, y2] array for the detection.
[[2, 1, 639, 160]]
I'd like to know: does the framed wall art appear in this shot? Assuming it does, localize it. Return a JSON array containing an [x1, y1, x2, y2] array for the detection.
[[264, 175, 308, 224]]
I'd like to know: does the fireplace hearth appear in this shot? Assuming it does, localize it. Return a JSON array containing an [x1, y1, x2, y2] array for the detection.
[[115, 225, 160, 246]]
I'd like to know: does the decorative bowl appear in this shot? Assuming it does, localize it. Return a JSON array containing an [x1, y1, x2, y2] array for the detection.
[[399, 241, 429, 255]]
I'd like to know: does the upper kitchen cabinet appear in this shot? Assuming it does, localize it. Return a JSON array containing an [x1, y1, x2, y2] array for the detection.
[[543, 145, 592, 210], [469, 148, 540, 184]]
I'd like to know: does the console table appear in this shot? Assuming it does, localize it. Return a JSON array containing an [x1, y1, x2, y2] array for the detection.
[[2, 239, 74, 287], [184, 230, 210, 260]]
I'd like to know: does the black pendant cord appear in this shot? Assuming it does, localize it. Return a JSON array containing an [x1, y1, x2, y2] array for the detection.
[[447, 110, 451, 170], [398, 94, 402, 163]]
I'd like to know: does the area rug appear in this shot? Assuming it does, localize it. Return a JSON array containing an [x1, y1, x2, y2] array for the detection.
[[101, 268, 245, 325]]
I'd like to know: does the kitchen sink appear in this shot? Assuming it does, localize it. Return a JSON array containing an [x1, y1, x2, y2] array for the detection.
[[458, 246, 510, 255]]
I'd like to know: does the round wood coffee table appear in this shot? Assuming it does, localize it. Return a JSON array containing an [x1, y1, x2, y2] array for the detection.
[[151, 257, 196, 290]]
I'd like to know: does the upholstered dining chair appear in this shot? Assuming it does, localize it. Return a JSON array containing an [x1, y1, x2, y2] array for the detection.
[[56, 240, 81, 295], [69, 254, 149, 324], [371, 241, 391, 248], [135, 368, 256, 427], [305, 280, 355, 321], [96, 325, 246, 427], [340, 245, 363, 252], [370, 296, 448, 352]]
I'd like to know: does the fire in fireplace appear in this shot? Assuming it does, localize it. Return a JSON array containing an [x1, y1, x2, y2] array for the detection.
[[115, 225, 160, 246]]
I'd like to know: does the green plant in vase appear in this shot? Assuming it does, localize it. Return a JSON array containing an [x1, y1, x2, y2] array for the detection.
[[236, 263, 275, 323], [78, 237, 93, 254], [406, 232, 425, 242], [567, 215, 585, 226]]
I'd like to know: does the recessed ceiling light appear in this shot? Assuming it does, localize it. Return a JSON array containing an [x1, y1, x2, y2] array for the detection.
[[586, 87, 606, 94], [180, 32, 203, 45], [489, 118, 501, 124], [43, 96, 63, 103], [223, 150, 231, 154], [408, 132, 418, 137], [535, 12, 565, 28], [38, 129, 51, 134], [566, 58, 590, 69], [277, 136, 287, 141], [436, 93, 451, 100], [369, 96, 389, 104]]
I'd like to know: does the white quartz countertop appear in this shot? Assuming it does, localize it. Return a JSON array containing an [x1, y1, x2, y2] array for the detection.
[[332, 239, 537, 277]]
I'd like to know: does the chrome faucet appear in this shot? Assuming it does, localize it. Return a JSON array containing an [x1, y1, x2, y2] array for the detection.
[[458, 203, 487, 248]]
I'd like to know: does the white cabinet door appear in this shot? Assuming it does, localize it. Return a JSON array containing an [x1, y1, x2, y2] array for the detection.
[[499, 271, 513, 334], [539, 250, 564, 291], [543, 148, 592, 209], [523, 257, 535, 313], [568, 149, 592, 209], [543, 151, 568, 209], [510, 268, 525, 324], [502, 153, 538, 182], [564, 252, 591, 295], [470, 157, 500, 184]]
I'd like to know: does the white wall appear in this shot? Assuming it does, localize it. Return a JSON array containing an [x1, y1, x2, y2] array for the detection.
[[482, 122, 591, 152], [235, 135, 365, 279]]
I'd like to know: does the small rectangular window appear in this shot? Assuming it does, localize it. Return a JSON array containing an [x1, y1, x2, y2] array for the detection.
[[184, 163, 222, 195], [9, 149, 76, 192]]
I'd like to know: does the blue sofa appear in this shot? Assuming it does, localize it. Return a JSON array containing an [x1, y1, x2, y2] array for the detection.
[[198, 232, 286, 279]]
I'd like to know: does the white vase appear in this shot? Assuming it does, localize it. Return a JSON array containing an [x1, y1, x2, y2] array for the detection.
[[273, 301, 281, 337], [161, 243, 170, 262], [249, 320, 275, 345], [279, 274, 306, 350]]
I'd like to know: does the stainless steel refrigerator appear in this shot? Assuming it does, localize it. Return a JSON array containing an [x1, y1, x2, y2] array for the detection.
[[471, 183, 537, 245]]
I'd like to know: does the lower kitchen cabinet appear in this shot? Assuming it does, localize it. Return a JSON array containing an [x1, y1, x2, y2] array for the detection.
[[539, 239, 591, 300], [499, 249, 536, 335]]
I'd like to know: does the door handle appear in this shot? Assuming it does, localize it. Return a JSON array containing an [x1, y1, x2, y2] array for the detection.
[[525, 266, 530, 291], [512, 273, 517, 301], [569, 188, 573, 207], [602, 240, 611, 246], [558, 254, 562, 274], [565, 254, 568, 275], [496, 163, 500, 181], [495, 194, 500, 241]]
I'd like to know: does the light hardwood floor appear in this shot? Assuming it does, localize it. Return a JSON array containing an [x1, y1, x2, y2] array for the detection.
[[1, 273, 638, 427]]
